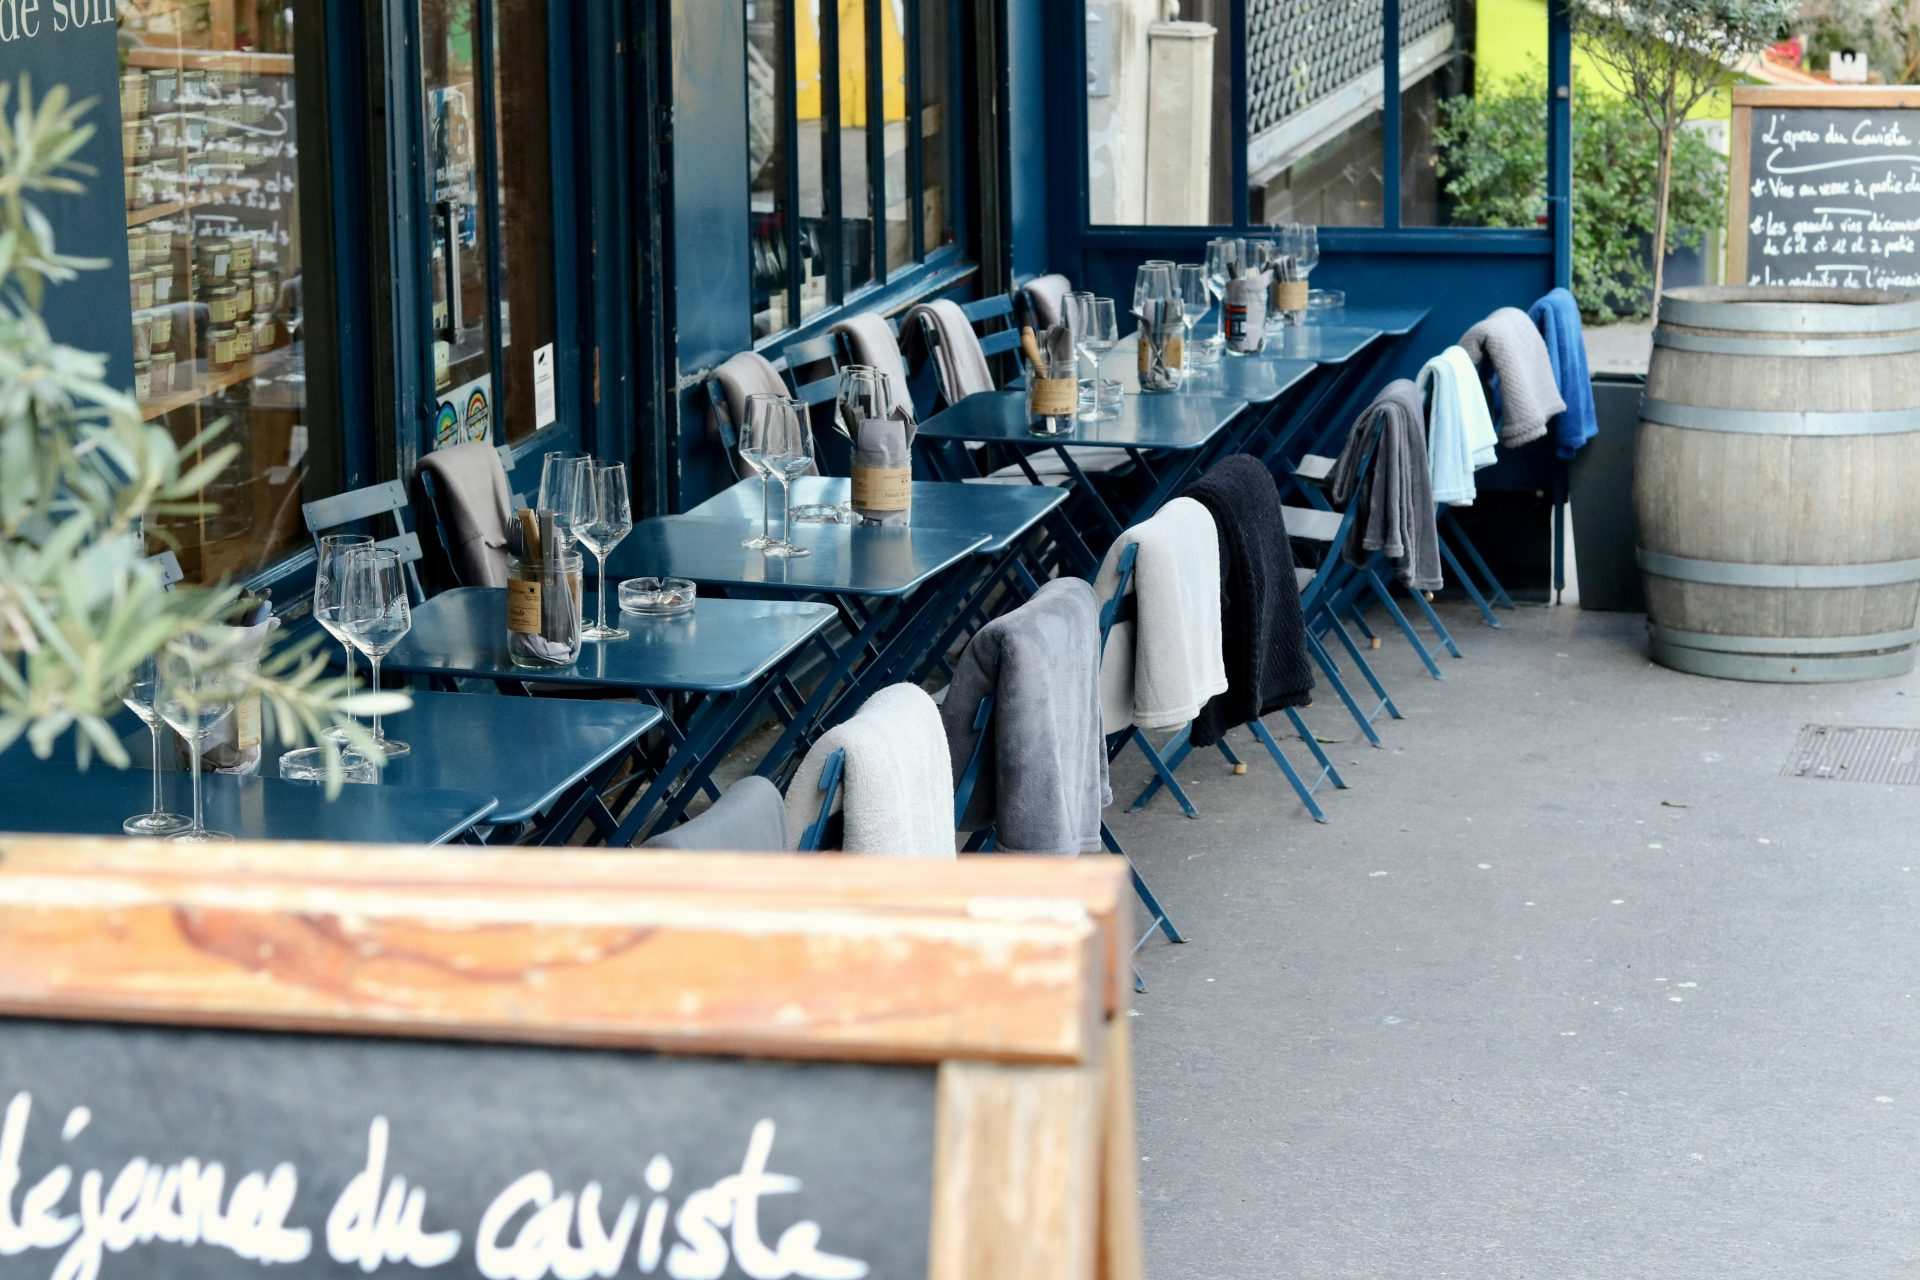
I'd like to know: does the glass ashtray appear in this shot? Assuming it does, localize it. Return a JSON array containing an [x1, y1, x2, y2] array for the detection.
[[618, 576, 697, 617], [1307, 289, 1346, 320], [278, 747, 379, 785]]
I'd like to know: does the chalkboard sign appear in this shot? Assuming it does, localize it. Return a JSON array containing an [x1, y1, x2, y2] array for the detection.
[[1728, 85, 1920, 289], [0, 1021, 933, 1279], [0, 841, 1141, 1280], [0, 7, 134, 390]]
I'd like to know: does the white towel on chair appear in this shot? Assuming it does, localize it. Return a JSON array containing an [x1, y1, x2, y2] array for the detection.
[[1094, 497, 1229, 735], [785, 683, 957, 857]]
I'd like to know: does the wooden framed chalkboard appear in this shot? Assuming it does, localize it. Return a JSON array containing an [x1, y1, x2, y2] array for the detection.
[[0, 839, 1143, 1280], [1728, 85, 1920, 288]]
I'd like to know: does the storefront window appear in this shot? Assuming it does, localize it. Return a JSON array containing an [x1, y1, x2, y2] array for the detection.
[[749, 0, 955, 341], [421, 0, 558, 448], [1246, 0, 1387, 226], [1401, 0, 1544, 228], [920, 0, 953, 249], [116, 4, 314, 586], [1085, 0, 1232, 225]]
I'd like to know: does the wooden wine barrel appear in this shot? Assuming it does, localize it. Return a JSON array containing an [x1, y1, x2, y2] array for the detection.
[[1635, 286, 1920, 682]]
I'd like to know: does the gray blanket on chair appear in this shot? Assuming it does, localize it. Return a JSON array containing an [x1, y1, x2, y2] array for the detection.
[[642, 776, 789, 852], [1458, 306, 1567, 448], [942, 578, 1109, 854], [1328, 379, 1443, 593]]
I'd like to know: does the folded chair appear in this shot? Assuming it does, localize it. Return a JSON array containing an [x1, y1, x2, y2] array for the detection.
[[1284, 455, 1459, 679]]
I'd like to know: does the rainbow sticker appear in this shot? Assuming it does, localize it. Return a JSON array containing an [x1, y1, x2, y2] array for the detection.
[[433, 402, 460, 448], [463, 386, 491, 442]]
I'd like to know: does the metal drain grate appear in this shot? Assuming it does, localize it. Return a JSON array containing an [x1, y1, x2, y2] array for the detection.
[[1783, 725, 1920, 784]]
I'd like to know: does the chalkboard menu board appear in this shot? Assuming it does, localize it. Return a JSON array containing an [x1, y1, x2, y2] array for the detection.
[[1728, 85, 1920, 289], [1, 1021, 934, 1279], [0, 841, 1142, 1280]]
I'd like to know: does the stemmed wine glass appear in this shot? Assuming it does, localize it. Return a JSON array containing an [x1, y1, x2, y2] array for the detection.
[[1174, 264, 1211, 378], [1296, 224, 1319, 284], [342, 547, 412, 757], [1204, 237, 1240, 356], [791, 367, 884, 524], [742, 394, 814, 558], [121, 653, 189, 836], [314, 532, 371, 741], [574, 460, 633, 642], [157, 640, 238, 843], [738, 429, 775, 550], [538, 451, 590, 548], [1081, 298, 1119, 418]]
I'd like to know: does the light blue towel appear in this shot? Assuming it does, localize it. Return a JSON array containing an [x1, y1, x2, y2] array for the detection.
[[1417, 346, 1497, 507]]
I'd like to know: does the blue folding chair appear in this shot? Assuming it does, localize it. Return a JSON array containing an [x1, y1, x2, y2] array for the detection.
[[301, 480, 429, 605], [952, 692, 1180, 994]]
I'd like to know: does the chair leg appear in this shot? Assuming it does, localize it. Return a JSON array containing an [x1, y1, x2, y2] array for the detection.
[[1365, 569, 1445, 680], [1104, 821, 1185, 948], [1403, 578, 1465, 659], [1128, 724, 1195, 812], [1305, 625, 1384, 747], [1324, 608, 1405, 722], [1216, 737, 1244, 770], [1118, 726, 1200, 819], [1438, 529, 1502, 628], [1283, 706, 1348, 789], [1444, 509, 1516, 609], [1247, 718, 1327, 823]]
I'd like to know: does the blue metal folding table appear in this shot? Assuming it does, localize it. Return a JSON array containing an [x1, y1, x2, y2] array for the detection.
[[600, 517, 989, 785], [147, 690, 666, 846], [688, 476, 1074, 676], [381, 588, 835, 843], [0, 756, 497, 845], [913, 388, 1246, 540]]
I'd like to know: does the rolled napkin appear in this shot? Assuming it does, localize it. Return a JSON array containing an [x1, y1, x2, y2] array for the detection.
[[1223, 266, 1268, 354], [1136, 299, 1183, 391], [852, 406, 914, 526]]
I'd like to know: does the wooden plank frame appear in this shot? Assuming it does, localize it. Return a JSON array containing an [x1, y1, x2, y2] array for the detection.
[[1726, 85, 1920, 286], [0, 838, 1145, 1279]]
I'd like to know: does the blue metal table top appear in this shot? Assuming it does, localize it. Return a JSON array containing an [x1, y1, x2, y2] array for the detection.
[[0, 756, 496, 844], [915, 388, 1245, 451], [1261, 324, 1381, 364], [686, 476, 1068, 556], [120, 691, 663, 827], [1107, 342, 1316, 405], [382, 588, 836, 693], [602, 516, 989, 599], [1318, 305, 1429, 336]]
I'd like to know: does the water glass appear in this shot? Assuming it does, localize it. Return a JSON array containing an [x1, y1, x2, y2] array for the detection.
[[742, 394, 814, 558], [574, 460, 634, 642], [1174, 264, 1212, 372], [342, 546, 412, 757], [1081, 298, 1119, 419], [1203, 238, 1239, 351], [313, 532, 372, 743], [157, 640, 238, 843], [120, 653, 189, 836], [538, 451, 590, 547]]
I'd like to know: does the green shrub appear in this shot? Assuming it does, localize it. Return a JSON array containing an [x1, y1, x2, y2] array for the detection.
[[1433, 76, 1726, 325]]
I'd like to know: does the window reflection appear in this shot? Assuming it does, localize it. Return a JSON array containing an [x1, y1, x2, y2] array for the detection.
[[116, 3, 315, 585]]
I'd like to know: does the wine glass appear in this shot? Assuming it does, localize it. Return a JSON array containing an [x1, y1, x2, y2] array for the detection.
[[538, 451, 590, 547], [313, 532, 371, 742], [1296, 224, 1319, 280], [737, 421, 775, 551], [121, 654, 189, 836], [1174, 264, 1212, 374], [574, 460, 633, 642], [1082, 298, 1119, 419], [157, 640, 238, 843], [742, 394, 814, 558], [1204, 237, 1239, 354], [342, 546, 412, 757]]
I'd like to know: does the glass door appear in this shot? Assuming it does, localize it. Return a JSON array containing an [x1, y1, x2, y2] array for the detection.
[[415, 0, 573, 463]]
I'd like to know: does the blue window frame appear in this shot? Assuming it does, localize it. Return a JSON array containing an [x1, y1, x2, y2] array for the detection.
[[748, 0, 968, 344]]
